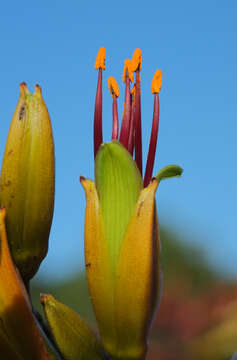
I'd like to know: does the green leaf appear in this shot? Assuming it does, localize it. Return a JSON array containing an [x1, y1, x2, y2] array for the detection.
[[155, 165, 183, 183]]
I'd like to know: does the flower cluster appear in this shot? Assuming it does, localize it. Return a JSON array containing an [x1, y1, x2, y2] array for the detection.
[[0, 48, 182, 359]]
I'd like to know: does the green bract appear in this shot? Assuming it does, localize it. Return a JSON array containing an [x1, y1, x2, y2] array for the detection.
[[95, 141, 143, 273]]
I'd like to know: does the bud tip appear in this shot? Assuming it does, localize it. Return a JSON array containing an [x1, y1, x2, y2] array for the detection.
[[34, 84, 42, 95], [79, 175, 86, 183], [19, 82, 30, 95], [40, 293, 50, 305]]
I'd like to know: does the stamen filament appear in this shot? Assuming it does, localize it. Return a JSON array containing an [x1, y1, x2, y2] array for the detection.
[[94, 48, 106, 158], [94, 69, 103, 158], [112, 95, 119, 140], [144, 93, 160, 187], [128, 90, 135, 155], [144, 70, 162, 187], [134, 71, 142, 175], [108, 76, 119, 140], [120, 60, 133, 149]]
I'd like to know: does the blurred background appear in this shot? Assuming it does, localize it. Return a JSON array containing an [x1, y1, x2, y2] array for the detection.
[[0, 1, 237, 359]]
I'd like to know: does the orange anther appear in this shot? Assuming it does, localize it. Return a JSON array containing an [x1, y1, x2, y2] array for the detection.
[[122, 59, 133, 83], [131, 48, 142, 72], [152, 70, 162, 94], [107, 76, 119, 97], [95, 47, 106, 70]]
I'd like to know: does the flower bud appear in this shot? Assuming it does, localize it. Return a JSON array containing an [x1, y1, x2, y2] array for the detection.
[[40, 294, 106, 360], [0, 83, 55, 281]]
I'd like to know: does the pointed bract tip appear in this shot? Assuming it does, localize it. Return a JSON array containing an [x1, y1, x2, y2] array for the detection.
[[79, 175, 86, 184], [34, 84, 42, 95], [40, 293, 51, 305], [95, 47, 106, 70], [122, 59, 133, 83], [131, 48, 142, 72], [107, 76, 119, 97], [19, 82, 30, 95], [152, 70, 162, 94]]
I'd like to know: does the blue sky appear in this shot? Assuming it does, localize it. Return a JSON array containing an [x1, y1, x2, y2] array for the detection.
[[0, 1, 236, 281]]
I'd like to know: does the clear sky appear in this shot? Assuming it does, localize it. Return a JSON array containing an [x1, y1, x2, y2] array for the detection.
[[0, 1, 236, 281]]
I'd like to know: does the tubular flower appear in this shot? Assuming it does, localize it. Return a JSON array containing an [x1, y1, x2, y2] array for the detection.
[[0, 83, 55, 282], [81, 48, 182, 359]]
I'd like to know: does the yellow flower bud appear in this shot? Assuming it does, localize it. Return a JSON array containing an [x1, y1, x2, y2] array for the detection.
[[0, 83, 55, 281]]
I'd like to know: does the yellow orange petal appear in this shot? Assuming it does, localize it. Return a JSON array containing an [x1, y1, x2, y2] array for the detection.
[[114, 179, 161, 359], [80, 177, 116, 351], [0, 208, 50, 359]]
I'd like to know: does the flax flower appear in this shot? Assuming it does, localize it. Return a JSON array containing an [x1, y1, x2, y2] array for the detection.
[[81, 48, 182, 359]]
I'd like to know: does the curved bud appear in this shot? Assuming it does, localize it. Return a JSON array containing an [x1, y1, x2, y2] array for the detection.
[[114, 179, 160, 359], [0, 83, 55, 281], [0, 208, 50, 359], [40, 294, 106, 360]]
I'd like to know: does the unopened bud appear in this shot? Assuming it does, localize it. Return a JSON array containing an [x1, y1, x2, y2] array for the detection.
[[0, 83, 55, 281]]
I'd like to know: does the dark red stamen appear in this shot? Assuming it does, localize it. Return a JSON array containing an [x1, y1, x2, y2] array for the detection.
[[144, 93, 160, 187], [112, 95, 119, 140], [134, 70, 142, 175], [128, 94, 135, 155], [94, 69, 103, 158], [119, 76, 131, 149]]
